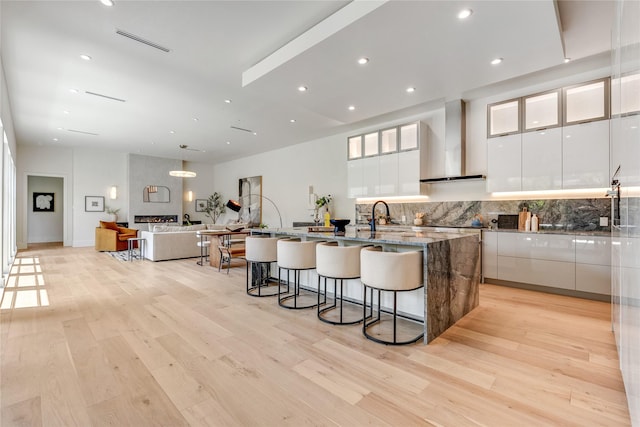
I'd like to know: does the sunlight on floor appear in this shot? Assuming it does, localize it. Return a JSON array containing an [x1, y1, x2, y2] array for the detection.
[[1, 256, 49, 309]]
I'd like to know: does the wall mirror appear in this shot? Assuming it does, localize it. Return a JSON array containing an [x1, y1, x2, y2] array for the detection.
[[143, 185, 170, 202]]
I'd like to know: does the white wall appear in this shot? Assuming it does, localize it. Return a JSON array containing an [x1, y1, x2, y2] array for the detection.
[[182, 161, 216, 223], [74, 148, 128, 246], [27, 176, 63, 243], [17, 145, 129, 248]]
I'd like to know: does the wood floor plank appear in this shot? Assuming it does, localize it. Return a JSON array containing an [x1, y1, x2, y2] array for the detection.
[[0, 246, 631, 426]]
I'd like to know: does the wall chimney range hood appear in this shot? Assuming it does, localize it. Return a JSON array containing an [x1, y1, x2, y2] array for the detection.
[[420, 99, 485, 183]]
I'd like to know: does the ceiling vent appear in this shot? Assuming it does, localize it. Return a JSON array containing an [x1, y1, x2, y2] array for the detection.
[[115, 29, 171, 52], [85, 91, 126, 103], [230, 125, 254, 133], [67, 129, 99, 136]]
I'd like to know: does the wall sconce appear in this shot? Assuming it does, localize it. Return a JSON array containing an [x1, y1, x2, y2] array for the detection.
[[109, 185, 117, 200], [187, 190, 193, 202]]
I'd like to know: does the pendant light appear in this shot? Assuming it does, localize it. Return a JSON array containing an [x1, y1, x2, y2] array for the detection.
[[169, 145, 197, 178]]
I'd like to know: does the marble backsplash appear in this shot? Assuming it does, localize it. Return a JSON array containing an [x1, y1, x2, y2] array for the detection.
[[356, 198, 612, 232]]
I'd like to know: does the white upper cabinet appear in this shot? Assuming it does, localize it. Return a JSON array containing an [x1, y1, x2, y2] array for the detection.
[[562, 120, 610, 189], [380, 127, 398, 154], [611, 73, 640, 116], [347, 158, 365, 198], [488, 99, 520, 137], [398, 150, 420, 195], [522, 127, 562, 191], [563, 78, 609, 125], [378, 152, 399, 196], [348, 136, 362, 160], [611, 115, 640, 186], [346, 121, 426, 198], [399, 123, 419, 150], [523, 90, 561, 131], [363, 132, 379, 157], [487, 133, 522, 192]]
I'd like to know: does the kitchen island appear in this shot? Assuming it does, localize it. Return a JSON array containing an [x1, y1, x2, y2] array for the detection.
[[252, 226, 481, 343]]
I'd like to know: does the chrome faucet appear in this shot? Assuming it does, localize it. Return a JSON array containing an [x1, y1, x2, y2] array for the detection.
[[369, 200, 390, 233]]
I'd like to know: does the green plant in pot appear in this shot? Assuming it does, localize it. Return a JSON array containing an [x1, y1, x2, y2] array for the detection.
[[204, 192, 226, 223], [105, 206, 120, 222]]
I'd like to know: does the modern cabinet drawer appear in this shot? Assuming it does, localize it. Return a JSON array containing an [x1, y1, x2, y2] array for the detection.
[[498, 233, 575, 263], [482, 232, 498, 279], [497, 256, 575, 290], [575, 235, 611, 266], [576, 264, 611, 295]]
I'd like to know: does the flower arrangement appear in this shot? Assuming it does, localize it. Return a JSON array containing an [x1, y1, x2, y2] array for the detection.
[[105, 206, 120, 221], [315, 194, 332, 209]]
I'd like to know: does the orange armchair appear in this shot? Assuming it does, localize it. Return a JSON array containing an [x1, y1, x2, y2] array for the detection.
[[95, 221, 138, 252]]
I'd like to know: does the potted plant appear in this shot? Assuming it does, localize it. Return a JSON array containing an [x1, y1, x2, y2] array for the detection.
[[105, 206, 120, 222], [314, 194, 332, 224], [203, 192, 226, 223]]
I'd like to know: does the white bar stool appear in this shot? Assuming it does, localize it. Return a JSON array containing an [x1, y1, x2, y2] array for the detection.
[[245, 236, 285, 297], [277, 239, 320, 310], [196, 234, 210, 266], [360, 246, 424, 345], [316, 242, 371, 325]]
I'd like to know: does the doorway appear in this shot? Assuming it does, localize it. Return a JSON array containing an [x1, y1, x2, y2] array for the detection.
[[27, 176, 63, 246]]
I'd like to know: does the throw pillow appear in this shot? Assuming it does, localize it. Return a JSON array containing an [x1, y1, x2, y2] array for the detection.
[[100, 221, 119, 231]]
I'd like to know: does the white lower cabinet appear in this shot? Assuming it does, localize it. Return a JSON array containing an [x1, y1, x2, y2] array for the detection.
[[483, 231, 611, 295], [482, 231, 498, 279], [498, 256, 576, 290], [575, 235, 611, 295]]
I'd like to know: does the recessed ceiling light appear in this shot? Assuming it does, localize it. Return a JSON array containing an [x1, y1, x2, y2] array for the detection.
[[564, 58, 571, 63], [457, 8, 473, 19], [491, 58, 503, 65], [80, 54, 92, 61], [69, 88, 79, 94], [226, 141, 231, 145], [56, 127, 63, 130], [169, 130, 175, 134], [298, 86, 308, 92], [290, 119, 296, 123], [406, 87, 416, 93], [63, 110, 70, 114], [358, 57, 369, 65], [253, 132, 258, 135], [100, 0, 114, 5], [52, 138, 59, 142], [348, 105, 355, 111], [192, 117, 199, 122], [224, 99, 232, 104]]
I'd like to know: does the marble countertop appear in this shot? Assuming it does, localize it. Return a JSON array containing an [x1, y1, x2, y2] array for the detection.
[[254, 227, 478, 247]]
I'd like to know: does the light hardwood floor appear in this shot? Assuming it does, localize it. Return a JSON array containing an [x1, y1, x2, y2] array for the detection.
[[0, 245, 630, 426]]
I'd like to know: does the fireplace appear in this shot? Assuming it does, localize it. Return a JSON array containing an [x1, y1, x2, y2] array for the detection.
[[134, 215, 178, 223]]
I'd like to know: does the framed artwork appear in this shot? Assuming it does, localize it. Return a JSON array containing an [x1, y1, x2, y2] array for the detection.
[[33, 192, 54, 212], [195, 199, 208, 212], [85, 196, 105, 212], [238, 175, 262, 227]]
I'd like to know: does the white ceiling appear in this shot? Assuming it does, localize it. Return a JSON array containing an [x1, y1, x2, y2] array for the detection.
[[1, 0, 614, 164]]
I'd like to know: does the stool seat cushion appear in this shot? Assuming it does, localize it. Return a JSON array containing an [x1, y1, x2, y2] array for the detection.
[[360, 246, 423, 291], [245, 237, 279, 263], [277, 239, 317, 269], [316, 242, 361, 279]]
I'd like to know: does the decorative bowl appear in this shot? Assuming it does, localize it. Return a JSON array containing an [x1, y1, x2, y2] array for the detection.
[[329, 219, 351, 233]]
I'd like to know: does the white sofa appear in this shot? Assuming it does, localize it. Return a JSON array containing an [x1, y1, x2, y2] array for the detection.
[[140, 223, 247, 261], [140, 224, 218, 261]]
